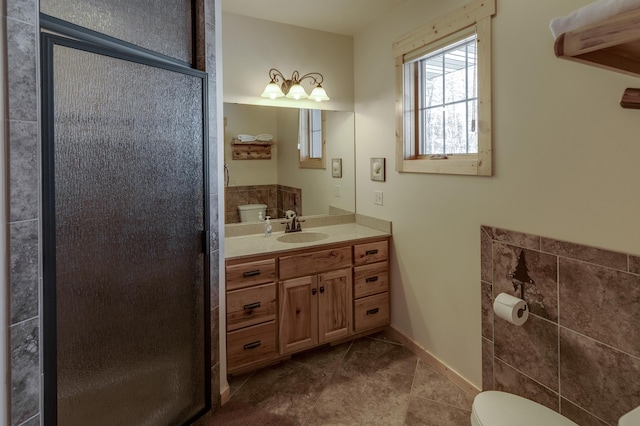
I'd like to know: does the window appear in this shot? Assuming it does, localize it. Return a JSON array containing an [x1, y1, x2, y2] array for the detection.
[[299, 109, 326, 169], [394, 0, 495, 176]]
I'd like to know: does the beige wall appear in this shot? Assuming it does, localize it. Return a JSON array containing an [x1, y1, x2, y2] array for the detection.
[[276, 109, 356, 215], [222, 13, 354, 111], [354, 0, 640, 388], [224, 103, 279, 186]]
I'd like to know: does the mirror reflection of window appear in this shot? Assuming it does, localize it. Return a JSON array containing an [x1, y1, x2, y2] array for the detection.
[[299, 109, 326, 169]]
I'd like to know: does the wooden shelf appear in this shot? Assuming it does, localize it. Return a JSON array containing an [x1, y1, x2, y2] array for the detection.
[[554, 7, 640, 110], [231, 138, 275, 160], [554, 7, 640, 77]]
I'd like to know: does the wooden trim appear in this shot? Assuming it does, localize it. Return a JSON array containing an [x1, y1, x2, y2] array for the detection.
[[393, 0, 496, 58], [401, 157, 479, 175], [476, 16, 493, 176], [385, 326, 481, 399]]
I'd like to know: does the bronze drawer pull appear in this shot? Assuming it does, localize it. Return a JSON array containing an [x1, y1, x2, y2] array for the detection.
[[366, 308, 379, 315], [243, 341, 261, 350], [365, 276, 379, 283], [365, 249, 379, 255], [243, 302, 261, 310], [242, 270, 261, 278]]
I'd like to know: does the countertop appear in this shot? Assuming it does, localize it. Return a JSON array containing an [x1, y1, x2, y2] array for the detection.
[[224, 222, 391, 259]]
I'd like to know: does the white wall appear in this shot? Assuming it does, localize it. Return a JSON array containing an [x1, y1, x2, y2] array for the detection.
[[354, 0, 640, 387], [222, 13, 354, 111]]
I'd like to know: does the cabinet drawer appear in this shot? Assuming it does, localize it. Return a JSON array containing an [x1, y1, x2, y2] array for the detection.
[[226, 259, 276, 291], [354, 240, 388, 266], [279, 246, 351, 280], [227, 283, 276, 332], [227, 321, 277, 372], [353, 261, 389, 298], [354, 292, 389, 332]]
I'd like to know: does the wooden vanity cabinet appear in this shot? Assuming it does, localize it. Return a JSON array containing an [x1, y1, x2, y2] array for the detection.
[[225, 237, 389, 374], [278, 267, 352, 355], [225, 257, 278, 374], [353, 240, 390, 332]]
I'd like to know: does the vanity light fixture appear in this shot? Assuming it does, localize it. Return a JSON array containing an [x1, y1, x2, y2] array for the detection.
[[260, 68, 330, 102]]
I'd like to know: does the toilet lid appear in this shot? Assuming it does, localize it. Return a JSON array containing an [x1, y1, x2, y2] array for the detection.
[[472, 391, 578, 426]]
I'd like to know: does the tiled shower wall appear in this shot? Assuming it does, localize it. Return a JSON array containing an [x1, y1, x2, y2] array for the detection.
[[224, 184, 301, 223], [4, 0, 221, 424], [481, 226, 640, 426]]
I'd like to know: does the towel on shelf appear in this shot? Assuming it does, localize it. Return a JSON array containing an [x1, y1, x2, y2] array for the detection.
[[255, 134, 273, 142], [550, 0, 640, 39], [236, 134, 256, 142]]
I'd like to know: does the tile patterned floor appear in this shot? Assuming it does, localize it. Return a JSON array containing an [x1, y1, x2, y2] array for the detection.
[[227, 333, 474, 425]]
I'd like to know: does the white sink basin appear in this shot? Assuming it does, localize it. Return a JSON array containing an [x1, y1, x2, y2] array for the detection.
[[277, 232, 329, 243]]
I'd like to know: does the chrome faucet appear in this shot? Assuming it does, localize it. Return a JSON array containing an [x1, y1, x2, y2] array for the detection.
[[281, 211, 304, 233]]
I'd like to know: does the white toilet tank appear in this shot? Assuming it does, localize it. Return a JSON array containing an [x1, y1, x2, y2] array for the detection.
[[237, 204, 267, 222]]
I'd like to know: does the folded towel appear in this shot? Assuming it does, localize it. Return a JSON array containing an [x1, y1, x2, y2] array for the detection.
[[255, 134, 273, 142], [550, 0, 640, 39], [236, 134, 256, 142]]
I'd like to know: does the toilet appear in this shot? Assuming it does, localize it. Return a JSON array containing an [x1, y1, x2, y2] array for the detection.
[[237, 203, 267, 222], [471, 391, 577, 426], [471, 391, 640, 426]]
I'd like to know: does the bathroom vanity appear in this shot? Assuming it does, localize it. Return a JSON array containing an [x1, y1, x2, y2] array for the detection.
[[224, 222, 390, 374]]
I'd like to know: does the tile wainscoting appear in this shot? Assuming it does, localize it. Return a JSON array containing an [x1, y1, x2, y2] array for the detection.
[[481, 226, 640, 426]]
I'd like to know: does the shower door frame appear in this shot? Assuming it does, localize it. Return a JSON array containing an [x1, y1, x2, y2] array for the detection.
[[40, 26, 211, 426]]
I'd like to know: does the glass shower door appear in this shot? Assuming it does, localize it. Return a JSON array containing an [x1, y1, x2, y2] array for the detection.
[[42, 34, 210, 426]]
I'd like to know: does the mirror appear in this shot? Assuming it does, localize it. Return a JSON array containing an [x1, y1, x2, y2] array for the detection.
[[224, 103, 355, 224]]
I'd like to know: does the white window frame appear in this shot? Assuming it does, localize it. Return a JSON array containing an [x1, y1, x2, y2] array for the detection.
[[394, 0, 495, 176]]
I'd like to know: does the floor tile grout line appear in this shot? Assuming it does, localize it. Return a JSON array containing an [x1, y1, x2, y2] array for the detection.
[[301, 339, 354, 426]]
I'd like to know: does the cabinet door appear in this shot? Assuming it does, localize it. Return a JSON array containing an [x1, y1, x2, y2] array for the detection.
[[279, 276, 318, 354], [318, 268, 352, 343]]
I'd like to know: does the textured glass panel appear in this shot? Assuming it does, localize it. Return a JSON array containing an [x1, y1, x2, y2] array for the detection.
[[53, 44, 205, 426], [41, 0, 193, 63]]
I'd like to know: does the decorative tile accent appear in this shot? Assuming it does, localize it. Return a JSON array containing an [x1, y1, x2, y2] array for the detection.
[[559, 258, 640, 358], [10, 318, 39, 425], [494, 313, 558, 391], [494, 358, 558, 412], [493, 243, 558, 322], [560, 328, 640, 425], [9, 120, 38, 222], [482, 338, 493, 391], [541, 237, 628, 271], [481, 282, 493, 339], [481, 227, 492, 283], [7, 18, 37, 122], [630, 255, 640, 274], [481, 226, 540, 250], [10, 220, 39, 324], [561, 398, 609, 426]]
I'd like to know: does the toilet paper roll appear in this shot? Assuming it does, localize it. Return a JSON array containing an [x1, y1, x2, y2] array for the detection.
[[493, 293, 529, 326]]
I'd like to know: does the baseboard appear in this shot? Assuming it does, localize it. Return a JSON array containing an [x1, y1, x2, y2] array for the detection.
[[385, 326, 480, 399], [220, 384, 230, 406]]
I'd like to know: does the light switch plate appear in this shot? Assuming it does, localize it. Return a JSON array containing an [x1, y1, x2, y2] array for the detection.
[[374, 190, 383, 205], [333, 185, 341, 197]]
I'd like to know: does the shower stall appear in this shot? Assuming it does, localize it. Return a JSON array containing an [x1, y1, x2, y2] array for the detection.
[[39, 2, 211, 424]]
